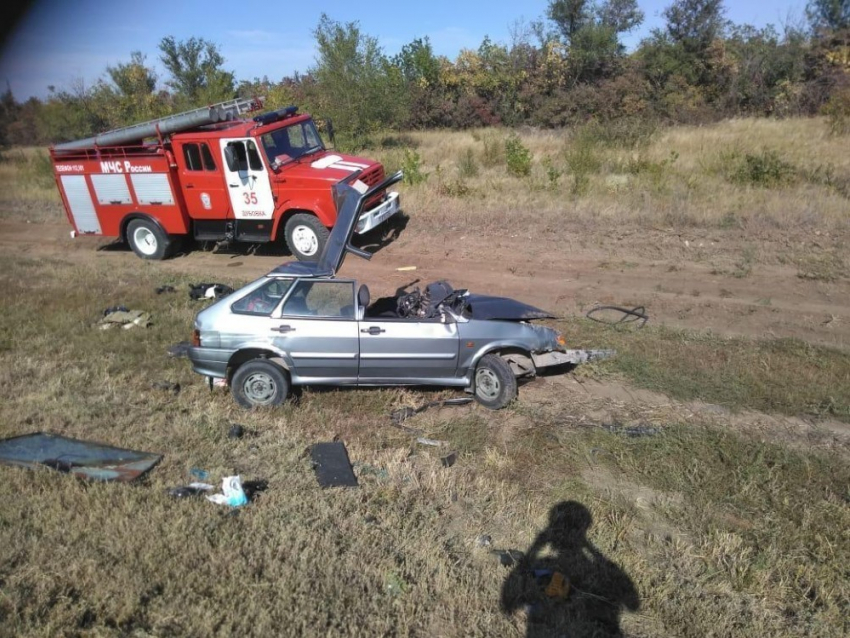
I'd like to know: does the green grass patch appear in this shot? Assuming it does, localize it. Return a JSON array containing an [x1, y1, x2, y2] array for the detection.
[[559, 319, 850, 421]]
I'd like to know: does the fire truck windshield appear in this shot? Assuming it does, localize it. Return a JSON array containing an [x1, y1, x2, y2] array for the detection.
[[260, 120, 325, 167]]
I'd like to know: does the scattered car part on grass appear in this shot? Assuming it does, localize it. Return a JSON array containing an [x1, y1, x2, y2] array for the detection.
[[103, 305, 129, 316], [206, 475, 248, 507], [416, 437, 446, 447], [190, 467, 210, 481], [476, 534, 493, 548], [155, 285, 176, 294], [151, 381, 181, 395], [227, 424, 250, 439], [167, 482, 214, 498], [167, 341, 192, 358], [586, 305, 649, 329], [494, 549, 526, 567], [0, 432, 162, 482], [98, 309, 151, 330], [310, 441, 358, 488], [390, 397, 474, 426], [189, 283, 235, 301], [187, 172, 614, 410], [440, 452, 458, 468]]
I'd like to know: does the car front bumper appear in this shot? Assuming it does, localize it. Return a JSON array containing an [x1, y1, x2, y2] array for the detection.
[[356, 191, 400, 234], [188, 346, 232, 378], [532, 349, 616, 368]]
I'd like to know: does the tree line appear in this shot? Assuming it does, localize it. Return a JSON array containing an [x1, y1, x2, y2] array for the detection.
[[1, 0, 849, 147]]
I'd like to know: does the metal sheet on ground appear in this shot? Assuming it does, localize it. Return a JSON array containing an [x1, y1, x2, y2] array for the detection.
[[310, 441, 358, 488], [0, 432, 162, 482]]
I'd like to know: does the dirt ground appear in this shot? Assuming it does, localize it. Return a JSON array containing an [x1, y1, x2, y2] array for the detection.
[[3, 218, 848, 351]]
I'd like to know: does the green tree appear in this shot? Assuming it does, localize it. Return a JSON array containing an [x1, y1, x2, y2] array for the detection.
[[807, 0, 850, 31], [94, 52, 168, 127], [38, 81, 108, 143], [664, 0, 727, 54], [0, 84, 17, 146], [310, 14, 408, 139], [158, 36, 235, 106], [548, 0, 592, 42], [547, 0, 644, 81], [393, 37, 441, 86], [599, 0, 645, 33]]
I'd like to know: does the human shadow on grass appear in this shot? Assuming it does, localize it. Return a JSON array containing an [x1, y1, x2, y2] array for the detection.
[[501, 501, 639, 638]]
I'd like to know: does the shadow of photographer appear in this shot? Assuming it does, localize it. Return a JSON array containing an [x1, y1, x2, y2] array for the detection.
[[501, 501, 639, 637]]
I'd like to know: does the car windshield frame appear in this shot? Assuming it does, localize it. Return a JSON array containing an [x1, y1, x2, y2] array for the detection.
[[260, 119, 325, 167]]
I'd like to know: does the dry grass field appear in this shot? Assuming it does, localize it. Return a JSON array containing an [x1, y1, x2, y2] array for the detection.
[[0, 118, 848, 637]]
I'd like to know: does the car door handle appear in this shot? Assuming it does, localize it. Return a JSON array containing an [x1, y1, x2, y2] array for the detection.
[[229, 184, 239, 188], [271, 325, 295, 333], [185, 184, 195, 189], [361, 326, 386, 335]]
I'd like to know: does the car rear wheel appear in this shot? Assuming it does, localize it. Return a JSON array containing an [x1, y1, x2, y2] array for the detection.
[[473, 354, 517, 410], [127, 219, 174, 260], [284, 213, 330, 262], [231, 360, 289, 409]]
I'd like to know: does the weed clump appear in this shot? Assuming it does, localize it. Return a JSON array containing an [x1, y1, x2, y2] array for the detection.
[[479, 131, 504, 167], [401, 148, 427, 185], [542, 156, 563, 189], [504, 135, 532, 177], [565, 133, 602, 195], [724, 149, 796, 187], [822, 87, 850, 136], [434, 165, 470, 197], [457, 148, 479, 178]]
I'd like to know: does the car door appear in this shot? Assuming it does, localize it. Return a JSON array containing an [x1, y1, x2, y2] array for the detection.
[[357, 318, 460, 383], [220, 138, 275, 221], [176, 140, 230, 220], [273, 279, 359, 383]]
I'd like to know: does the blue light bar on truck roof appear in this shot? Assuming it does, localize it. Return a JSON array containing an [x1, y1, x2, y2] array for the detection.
[[253, 106, 298, 126]]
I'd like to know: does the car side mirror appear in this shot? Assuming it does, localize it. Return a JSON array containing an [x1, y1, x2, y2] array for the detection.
[[224, 145, 238, 172]]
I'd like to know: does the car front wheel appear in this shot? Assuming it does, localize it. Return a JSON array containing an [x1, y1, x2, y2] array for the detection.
[[473, 354, 518, 409], [231, 360, 290, 409]]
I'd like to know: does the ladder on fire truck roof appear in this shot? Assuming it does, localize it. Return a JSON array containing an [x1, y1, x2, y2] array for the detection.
[[52, 96, 264, 152]]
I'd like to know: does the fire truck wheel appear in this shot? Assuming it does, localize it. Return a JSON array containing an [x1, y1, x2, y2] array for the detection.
[[127, 219, 173, 260], [284, 213, 329, 262]]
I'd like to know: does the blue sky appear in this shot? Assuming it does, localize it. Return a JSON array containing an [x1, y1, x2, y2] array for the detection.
[[1, 0, 806, 100]]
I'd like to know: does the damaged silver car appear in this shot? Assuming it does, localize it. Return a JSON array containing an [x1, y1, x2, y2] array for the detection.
[[187, 171, 612, 409]]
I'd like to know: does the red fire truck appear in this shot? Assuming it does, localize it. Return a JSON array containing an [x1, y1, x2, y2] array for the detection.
[[49, 97, 400, 261]]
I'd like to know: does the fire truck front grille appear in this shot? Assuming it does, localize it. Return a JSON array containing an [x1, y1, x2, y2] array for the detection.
[[360, 165, 384, 188]]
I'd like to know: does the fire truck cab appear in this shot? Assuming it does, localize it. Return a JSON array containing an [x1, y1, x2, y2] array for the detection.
[[50, 98, 400, 261]]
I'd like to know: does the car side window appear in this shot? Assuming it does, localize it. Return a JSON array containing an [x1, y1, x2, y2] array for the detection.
[[282, 281, 355, 319], [231, 279, 293, 316]]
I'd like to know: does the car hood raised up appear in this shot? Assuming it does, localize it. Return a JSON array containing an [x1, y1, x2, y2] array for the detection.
[[464, 294, 556, 321], [271, 170, 403, 279]]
